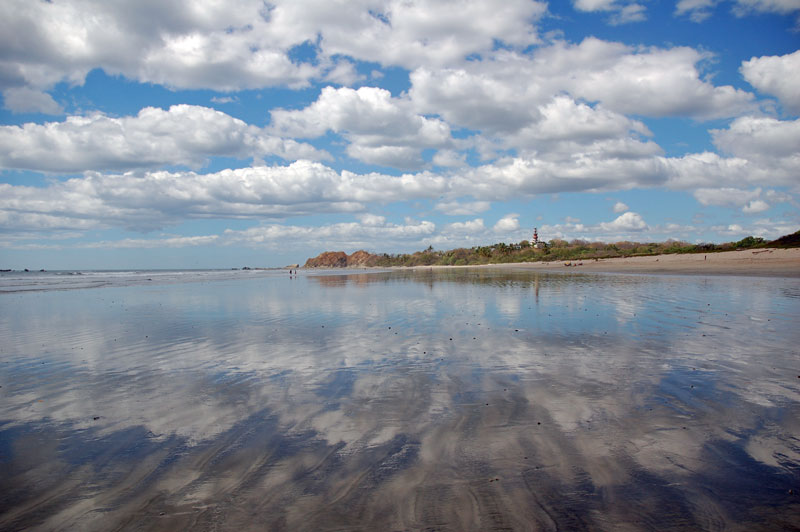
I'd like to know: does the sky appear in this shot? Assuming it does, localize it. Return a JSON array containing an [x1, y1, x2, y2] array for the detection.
[[0, 0, 799, 269]]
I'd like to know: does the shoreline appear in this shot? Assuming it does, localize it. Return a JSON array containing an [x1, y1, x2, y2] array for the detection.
[[387, 248, 800, 277]]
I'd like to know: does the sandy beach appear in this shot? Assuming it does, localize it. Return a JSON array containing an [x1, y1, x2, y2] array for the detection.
[[409, 248, 800, 277]]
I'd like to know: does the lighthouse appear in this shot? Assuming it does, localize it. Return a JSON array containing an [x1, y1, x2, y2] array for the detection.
[[532, 227, 542, 249]]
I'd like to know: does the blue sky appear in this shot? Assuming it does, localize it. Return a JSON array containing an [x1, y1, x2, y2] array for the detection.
[[0, 0, 798, 269]]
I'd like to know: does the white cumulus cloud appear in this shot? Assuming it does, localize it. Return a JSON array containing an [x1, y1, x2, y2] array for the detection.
[[535, 211, 657, 241], [445, 218, 486, 234], [301, 0, 547, 69], [410, 38, 756, 132], [732, 0, 800, 16], [693, 187, 763, 207], [434, 201, 491, 216], [508, 96, 652, 151], [2, 87, 63, 115], [270, 86, 452, 169], [677, 0, 800, 21], [432, 150, 468, 168], [493, 214, 520, 233], [573, 0, 647, 24], [0, 161, 449, 232], [711, 116, 800, 158], [740, 50, 800, 114], [598, 211, 648, 231], [742, 199, 770, 213], [0, 105, 329, 173], [224, 218, 436, 250], [675, 0, 720, 21], [0, 0, 548, 111]]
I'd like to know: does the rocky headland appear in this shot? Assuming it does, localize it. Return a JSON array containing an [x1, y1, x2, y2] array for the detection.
[[303, 250, 380, 268]]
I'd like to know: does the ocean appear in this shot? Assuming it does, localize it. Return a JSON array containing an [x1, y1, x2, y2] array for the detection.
[[1, 268, 799, 530]]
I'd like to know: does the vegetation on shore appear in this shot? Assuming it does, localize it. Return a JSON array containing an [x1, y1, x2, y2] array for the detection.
[[304, 230, 800, 268]]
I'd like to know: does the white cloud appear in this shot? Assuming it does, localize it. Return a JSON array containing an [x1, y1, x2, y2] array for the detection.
[[320, 58, 364, 86], [0, 0, 547, 102], [503, 96, 661, 170], [0, 143, 795, 238], [731, 0, 800, 16], [663, 151, 788, 191], [224, 218, 436, 250], [509, 96, 652, 150], [270, 86, 452, 169], [432, 150, 467, 168], [358, 214, 387, 226], [765, 189, 794, 203], [0, 0, 795, 256], [2, 87, 63, 115], [308, 0, 547, 69], [0, 147, 673, 236], [410, 38, 756, 129], [445, 218, 486, 234], [742, 199, 770, 213], [345, 145, 425, 169], [691, 186, 793, 215], [7, 217, 439, 252], [711, 116, 800, 158], [575, 0, 618, 10], [0, 0, 319, 94], [677, 0, 800, 21], [613, 201, 629, 213], [661, 222, 697, 234], [598, 211, 647, 231], [710, 218, 799, 240], [693, 187, 762, 207], [611, 3, 647, 24], [675, 0, 719, 21], [695, 117, 800, 189], [709, 219, 799, 240], [532, 212, 654, 242], [720, 223, 745, 234], [534, 215, 793, 244], [0, 105, 329, 173], [454, 154, 669, 200], [740, 50, 800, 114], [82, 235, 220, 249], [0, 161, 449, 233], [573, 0, 647, 24], [0, 210, 102, 233], [210, 96, 237, 104], [493, 214, 520, 233], [434, 201, 491, 215], [556, 41, 754, 119], [409, 67, 534, 134]]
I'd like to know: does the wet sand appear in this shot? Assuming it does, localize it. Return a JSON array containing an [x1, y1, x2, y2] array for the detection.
[[411, 248, 800, 277], [1, 270, 799, 530]]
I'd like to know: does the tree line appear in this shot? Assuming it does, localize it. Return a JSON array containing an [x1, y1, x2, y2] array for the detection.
[[365, 232, 797, 267]]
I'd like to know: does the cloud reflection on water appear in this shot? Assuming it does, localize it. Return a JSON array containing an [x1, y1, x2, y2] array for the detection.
[[1, 270, 799, 530]]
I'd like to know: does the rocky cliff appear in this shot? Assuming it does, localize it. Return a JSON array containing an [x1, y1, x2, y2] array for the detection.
[[346, 250, 377, 266], [304, 250, 379, 268]]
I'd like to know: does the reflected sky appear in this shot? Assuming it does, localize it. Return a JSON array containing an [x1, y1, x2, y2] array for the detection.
[[1, 269, 799, 531]]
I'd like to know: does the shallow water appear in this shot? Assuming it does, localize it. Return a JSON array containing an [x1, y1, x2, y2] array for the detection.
[[1, 268, 799, 531]]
